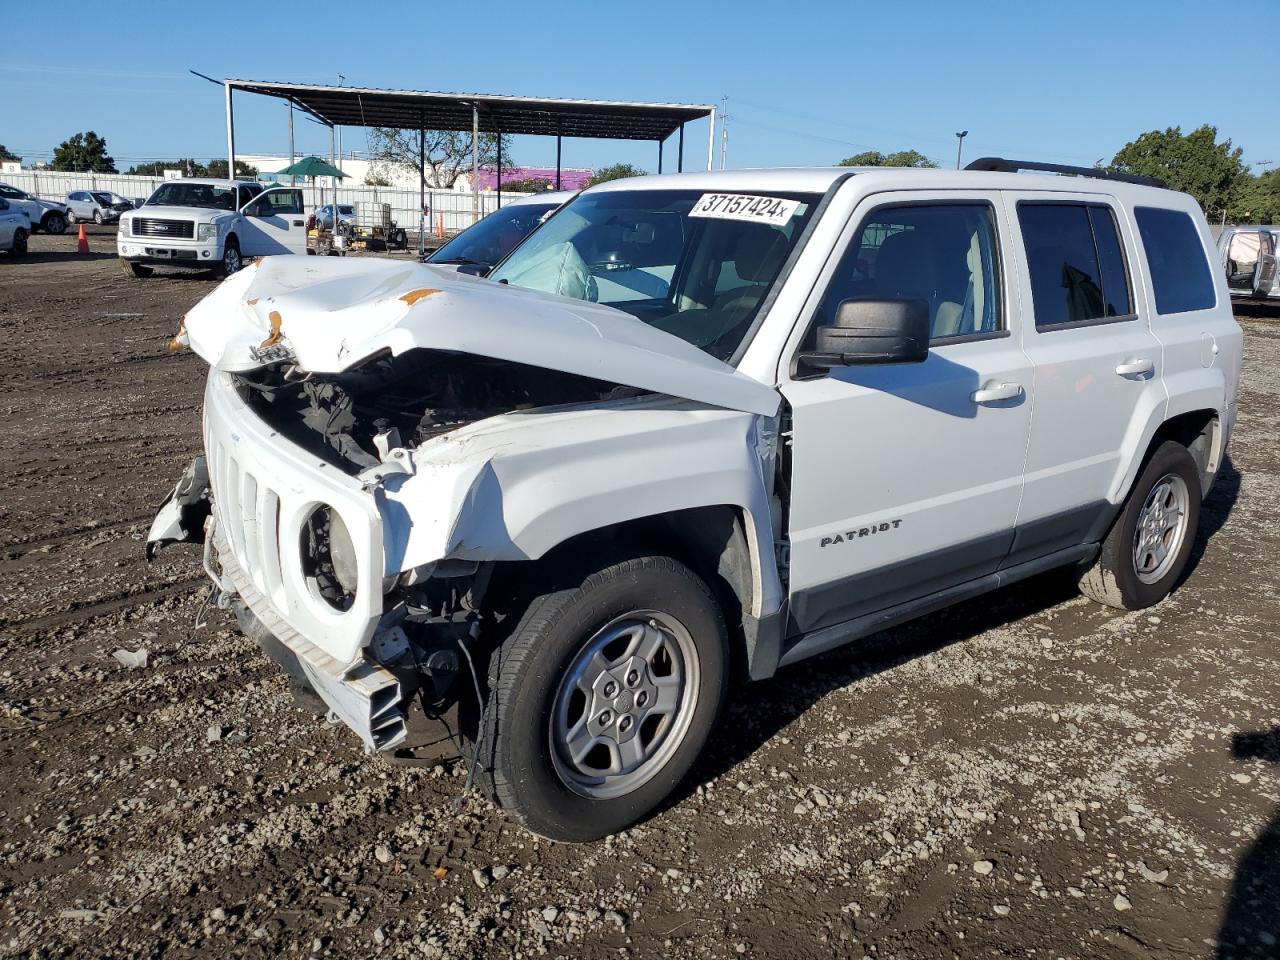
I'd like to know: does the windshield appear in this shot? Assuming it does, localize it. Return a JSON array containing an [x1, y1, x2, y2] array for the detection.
[[489, 189, 819, 361], [429, 201, 559, 267], [91, 192, 113, 205], [147, 183, 237, 210]]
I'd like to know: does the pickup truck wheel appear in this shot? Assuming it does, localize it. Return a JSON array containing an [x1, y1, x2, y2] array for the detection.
[[476, 556, 727, 841], [121, 260, 152, 278], [11, 228, 27, 257], [1079, 440, 1201, 610], [42, 212, 67, 235], [217, 240, 242, 278]]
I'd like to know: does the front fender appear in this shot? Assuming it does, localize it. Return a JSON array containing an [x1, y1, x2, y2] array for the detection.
[[379, 401, 783, 619]]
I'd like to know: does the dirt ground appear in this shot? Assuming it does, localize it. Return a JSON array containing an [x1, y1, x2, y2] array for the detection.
[[1, 225, 1278, 960]]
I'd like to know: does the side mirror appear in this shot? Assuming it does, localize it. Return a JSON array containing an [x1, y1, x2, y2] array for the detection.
[[803, 297, 930, 368]]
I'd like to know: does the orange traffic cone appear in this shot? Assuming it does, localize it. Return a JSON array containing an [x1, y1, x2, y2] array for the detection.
[[434, 214, 444, 239], [77, 224, 89, 254]]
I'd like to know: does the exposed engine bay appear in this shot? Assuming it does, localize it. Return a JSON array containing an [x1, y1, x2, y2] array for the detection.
[[233, 348, 639, 473]]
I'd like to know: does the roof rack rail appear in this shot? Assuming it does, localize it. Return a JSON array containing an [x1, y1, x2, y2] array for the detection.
[[964, 156, 1167, 189]]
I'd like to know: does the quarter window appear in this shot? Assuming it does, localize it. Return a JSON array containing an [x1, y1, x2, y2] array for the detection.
[[814, 203, 1002, 341], [1018, 203, 1133, 327], [1134, 207, 1216, 314]]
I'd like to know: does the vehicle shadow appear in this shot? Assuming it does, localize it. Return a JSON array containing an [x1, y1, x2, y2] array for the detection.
[[678, 454, 1242, 807], [1216, 727, 1280, 959], [15, 250, 116, 264], [1182, 454, 1241, 582], [682, 567, 1081, 798]]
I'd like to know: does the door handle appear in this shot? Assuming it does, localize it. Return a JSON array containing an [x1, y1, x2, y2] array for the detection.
[[971, 381, 1024, 404], [291, 220, 304, 227], [1115, 357, 1155, 377]]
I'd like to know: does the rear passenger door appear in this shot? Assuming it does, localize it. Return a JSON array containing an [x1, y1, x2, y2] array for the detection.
[[1006, 194, 1166, 565]]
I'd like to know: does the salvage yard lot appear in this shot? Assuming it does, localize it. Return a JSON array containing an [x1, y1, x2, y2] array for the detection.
[[1, 228, 1277, 960]]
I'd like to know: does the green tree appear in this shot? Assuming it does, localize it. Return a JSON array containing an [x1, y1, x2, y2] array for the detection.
[[368, 128, 512, 189], [586, 163, 646, 186], [0, 144, 18, 163], [51, 131, 116, 172], [125, 159, 208, 177], [205, 159, 259, 179], [839, 149, 938, 168], [1231, 168, 1280, 224], [1110, 125, 1243, 214], [363, 172, 392, 187]]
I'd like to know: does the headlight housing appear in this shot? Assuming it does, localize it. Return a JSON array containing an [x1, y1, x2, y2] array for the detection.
[[197, 222, 218, 242]]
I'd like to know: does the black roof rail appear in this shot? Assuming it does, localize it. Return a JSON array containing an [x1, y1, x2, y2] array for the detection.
[[964, 156, 1167, 189]]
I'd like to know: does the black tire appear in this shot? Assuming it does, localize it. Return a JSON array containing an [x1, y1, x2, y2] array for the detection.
[[474, 555, 728, 841], [11, 228, 27, 258], [121, 260, 152, 278], [42, 212, 66, 235], [1079, 440, 1201, 610], [216, 238, 242, 279], [66, 210, 77, 225]]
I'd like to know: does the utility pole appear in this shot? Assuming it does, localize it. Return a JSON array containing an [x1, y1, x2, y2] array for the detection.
[[719, 96, 729, 171], [336, 74, 345, 171], [955, 130, 968, 170]]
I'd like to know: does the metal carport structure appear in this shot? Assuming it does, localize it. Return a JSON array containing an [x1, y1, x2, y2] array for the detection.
[[220, 80, 717, 254]]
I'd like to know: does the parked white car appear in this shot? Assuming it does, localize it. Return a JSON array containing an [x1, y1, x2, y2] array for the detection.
[[1216, 224, 1279, 300], [0, 182, 69, 234], [314, 203, 355, 232], [117, 179, 307, 278], [66, 190, 133, 224], [0, 198, 30, 257], [149, 161, 1241, 841]]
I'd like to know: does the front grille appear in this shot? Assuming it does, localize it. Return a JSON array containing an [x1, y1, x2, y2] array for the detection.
[[207, 434, 287, 611], [133, 218, 194, 239]]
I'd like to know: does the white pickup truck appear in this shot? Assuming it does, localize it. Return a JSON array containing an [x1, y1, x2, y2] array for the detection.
[[148, 160, 1242, 841], [117, 179, 307, 278]]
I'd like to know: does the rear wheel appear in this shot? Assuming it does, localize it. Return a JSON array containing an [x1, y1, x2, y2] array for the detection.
[[1079, 440, 1201, 610], [475, 555, 728, 841], [11, 228, 27, 257], [121, 259, 152, 278], [42, 212, 67, 235]]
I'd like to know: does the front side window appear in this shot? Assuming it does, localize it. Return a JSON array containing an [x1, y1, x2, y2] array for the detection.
[[490, 188, 820, 362], [1134, 207, 1216, 314], [259, 189, 303, 215], [1019, 203, 1133, 327], [0, 185, 22, 200], [813, 202, 1002, 341]]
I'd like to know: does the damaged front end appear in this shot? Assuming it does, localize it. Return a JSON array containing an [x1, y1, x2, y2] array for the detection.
[[147, 255, 781, 756]]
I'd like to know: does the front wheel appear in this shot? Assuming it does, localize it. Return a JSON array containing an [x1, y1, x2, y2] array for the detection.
[[216, 239, 242, 279], [43, 212, 67, 235], [93, 209, 103, 225], [475, 556, 728, 841], [11, 228, 28, 257], [1079, 440, 1201, 610]]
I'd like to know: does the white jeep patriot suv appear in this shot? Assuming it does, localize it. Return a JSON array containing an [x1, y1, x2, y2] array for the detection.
[[148, 159, 1242, 841], [118, 179, 307, 278]]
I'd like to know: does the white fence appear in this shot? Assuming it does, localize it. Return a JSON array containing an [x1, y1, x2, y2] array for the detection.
[[2, 170, 528, 237]]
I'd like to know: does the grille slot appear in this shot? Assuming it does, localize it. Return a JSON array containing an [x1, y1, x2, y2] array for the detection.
[[133, 218, 194, 239]]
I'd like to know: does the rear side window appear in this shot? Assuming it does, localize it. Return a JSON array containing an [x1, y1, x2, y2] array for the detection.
[[1018, 203, 1133, 328], [1135, 207, 1216, 314]]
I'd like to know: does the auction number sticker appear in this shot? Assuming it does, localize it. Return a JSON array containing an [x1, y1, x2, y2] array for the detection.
[[689, 193, 801, 226]]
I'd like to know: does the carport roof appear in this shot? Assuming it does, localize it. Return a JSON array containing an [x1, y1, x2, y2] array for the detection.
[[226, 80, 715, 141]]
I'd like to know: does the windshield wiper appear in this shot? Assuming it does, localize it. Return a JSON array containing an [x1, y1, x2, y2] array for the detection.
[[430, 256, 484, 265]]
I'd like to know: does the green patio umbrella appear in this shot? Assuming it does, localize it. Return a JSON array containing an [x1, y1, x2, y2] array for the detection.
[[275, 156, 347, 180]]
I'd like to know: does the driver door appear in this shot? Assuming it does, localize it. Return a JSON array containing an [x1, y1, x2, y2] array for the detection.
[[1253, 231, 1278, 297], [780, 192, 1032, 636], [238, 188, 307, 256]]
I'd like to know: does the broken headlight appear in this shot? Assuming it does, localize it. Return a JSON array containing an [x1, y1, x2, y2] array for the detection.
[[301, 505, 357, 610]]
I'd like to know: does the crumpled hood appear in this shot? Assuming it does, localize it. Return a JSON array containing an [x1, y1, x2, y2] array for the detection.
[[181, 256, 780, 416]]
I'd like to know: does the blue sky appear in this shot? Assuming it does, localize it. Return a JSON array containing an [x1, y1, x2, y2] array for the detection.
[[4, 0, 1274, 176]]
